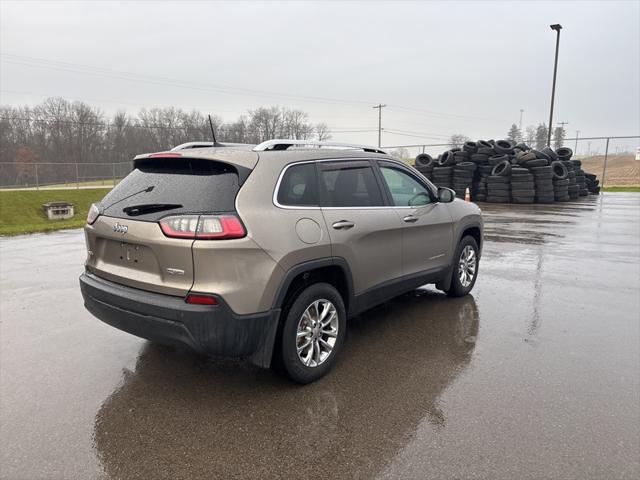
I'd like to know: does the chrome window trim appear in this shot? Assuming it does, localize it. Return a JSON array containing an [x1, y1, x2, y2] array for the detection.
[[272, 157, 435, 210]]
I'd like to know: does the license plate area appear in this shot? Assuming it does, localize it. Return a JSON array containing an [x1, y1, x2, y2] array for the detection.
[[119, 242, 143, 264]]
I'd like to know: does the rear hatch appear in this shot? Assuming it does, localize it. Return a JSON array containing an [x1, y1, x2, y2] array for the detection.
[[84, 156, 246, 296]]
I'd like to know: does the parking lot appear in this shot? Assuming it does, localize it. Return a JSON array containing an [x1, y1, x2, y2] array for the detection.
[[1, 193, 639, 479]]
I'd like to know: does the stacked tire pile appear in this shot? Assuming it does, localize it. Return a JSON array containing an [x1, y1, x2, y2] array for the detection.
[[431, 150, 455, 190], [414, 153, 435, 182], [453, 162, 476, 198], [585, 173, 601, 194], [573, 161, 589, 196], [415, 140, 601, 204], [551, 162, 570, 202], [531, 164, 555, 203], [510, 165, 536, 204], [486, 160, 512, 203], [556, 148, 578, 200], [473, 164, 494, 202]]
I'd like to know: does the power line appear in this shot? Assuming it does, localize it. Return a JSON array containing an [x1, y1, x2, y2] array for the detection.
[[1, 52, 507, 123], [1, 53, 375, 107], [387, 104, 508, 124], [384, 130, 453, 141], [383, 127, 451, 139]]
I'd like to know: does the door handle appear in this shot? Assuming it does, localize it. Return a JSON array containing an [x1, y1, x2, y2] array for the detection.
[[403, 215, 419, 223], [332, 220, 355, 230]]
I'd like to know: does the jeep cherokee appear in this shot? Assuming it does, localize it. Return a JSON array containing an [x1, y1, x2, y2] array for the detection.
[[80, 140, 483, 383]]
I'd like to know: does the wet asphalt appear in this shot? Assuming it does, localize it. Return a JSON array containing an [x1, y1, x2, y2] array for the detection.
[[1, 193, 639, 480]]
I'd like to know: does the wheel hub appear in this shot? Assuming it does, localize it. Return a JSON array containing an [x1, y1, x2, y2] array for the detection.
[[296, 299, 339, 368], [458, 245, 477, 288]]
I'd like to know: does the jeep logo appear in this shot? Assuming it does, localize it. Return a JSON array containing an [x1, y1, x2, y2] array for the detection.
[[113, 223, 128, 234]]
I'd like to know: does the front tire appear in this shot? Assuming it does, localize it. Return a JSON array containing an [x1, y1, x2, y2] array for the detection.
[[446, 236, 480, 297], [280, 283, 346, 384]]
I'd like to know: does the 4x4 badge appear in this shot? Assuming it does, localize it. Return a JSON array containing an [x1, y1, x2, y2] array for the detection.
[[113, 223, 128, 234]]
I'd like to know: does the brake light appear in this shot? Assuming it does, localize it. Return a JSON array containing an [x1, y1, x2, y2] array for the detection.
[[159, 214, 246, 239], [185, 294, 218, 305], [149, 152, 182, 158]]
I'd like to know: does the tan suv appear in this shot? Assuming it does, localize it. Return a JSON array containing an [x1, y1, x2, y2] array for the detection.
[[80, 140, 483, 383]]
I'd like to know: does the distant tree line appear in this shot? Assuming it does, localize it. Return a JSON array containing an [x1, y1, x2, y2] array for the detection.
[[507, 123, 566, 150], [0, 97, 331, 187]]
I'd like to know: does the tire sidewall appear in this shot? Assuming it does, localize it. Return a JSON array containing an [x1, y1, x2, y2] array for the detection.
[[280, 283, 346, 384]]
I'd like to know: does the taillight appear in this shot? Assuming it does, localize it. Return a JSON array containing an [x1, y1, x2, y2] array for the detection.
[[185, 294, 218, 305], [159, 214, 246, 239], [87, 203, 100, 225]]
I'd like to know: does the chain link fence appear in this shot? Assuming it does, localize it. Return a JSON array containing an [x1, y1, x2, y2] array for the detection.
[[0, 161, 132, 189], [1, 135, 638, 190]]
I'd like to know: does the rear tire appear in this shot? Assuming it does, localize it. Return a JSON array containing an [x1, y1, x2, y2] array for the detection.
[[280, 283, 346, 384], [445, 236, 480, 297]]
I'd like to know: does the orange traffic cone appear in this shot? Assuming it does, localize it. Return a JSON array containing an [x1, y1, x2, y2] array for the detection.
[[465, 187, 471, 202]]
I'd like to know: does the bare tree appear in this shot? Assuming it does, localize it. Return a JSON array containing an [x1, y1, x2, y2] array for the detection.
[[524, 125, 536, 146], [0, 99, 327, 186], [315, 123, 331, 141], [535, 123, 549, 150], [390, 147, 410, 160], [553, 126, 566, 149], [449, 133, 470, 148]]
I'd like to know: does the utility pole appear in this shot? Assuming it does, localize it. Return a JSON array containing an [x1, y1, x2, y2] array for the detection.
[[519, 109, 524, 132], [547, 24, 563, 146], [556, 120, 569, 147], [373, 103, 386, 148], [575, 130, 580, 154]]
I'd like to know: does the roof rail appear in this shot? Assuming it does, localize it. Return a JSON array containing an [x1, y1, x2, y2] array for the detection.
[[252, 139, 387, 154], [171, 142, 214, 151], [171, 141, 255, 151]]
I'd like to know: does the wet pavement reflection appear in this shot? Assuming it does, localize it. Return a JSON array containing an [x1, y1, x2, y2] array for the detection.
[[1, 193, 639, 479]]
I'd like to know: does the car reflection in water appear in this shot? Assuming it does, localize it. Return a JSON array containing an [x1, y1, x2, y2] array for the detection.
[[93, 289, 480, 480]]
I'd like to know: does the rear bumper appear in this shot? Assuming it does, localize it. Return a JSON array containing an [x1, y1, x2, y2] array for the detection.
[[79, 272, 280, 368]]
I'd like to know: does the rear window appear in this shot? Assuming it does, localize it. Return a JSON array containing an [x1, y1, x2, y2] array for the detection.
[[100, 158, 240, 221], [277, 163, 318, 207]]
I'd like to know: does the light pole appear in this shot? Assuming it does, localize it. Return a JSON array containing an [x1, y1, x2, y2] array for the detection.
[[547, 24, 562, 147], [574, 130, 580, 154]]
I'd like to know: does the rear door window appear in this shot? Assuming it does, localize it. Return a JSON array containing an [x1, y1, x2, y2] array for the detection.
[[100, 158, 242, 221], [318, 161, 385, 207]]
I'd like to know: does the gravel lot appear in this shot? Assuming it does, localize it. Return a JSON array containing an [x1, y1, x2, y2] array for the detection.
[[1, 193, 639, 480]]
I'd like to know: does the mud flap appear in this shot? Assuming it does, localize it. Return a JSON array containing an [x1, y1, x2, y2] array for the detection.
[[248, 309, 281, 368], [435, 264, 454, 292]]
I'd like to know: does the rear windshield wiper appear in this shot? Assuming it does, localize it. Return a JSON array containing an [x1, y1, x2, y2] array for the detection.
[[103, 186, 155, 211], [122, 203, 183, 216]]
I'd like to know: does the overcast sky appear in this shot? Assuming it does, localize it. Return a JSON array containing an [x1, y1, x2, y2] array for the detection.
[[1, 0, 638, 151]]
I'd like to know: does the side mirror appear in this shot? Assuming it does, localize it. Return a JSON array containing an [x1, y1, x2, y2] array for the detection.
[[438, 187, 455, 203]]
